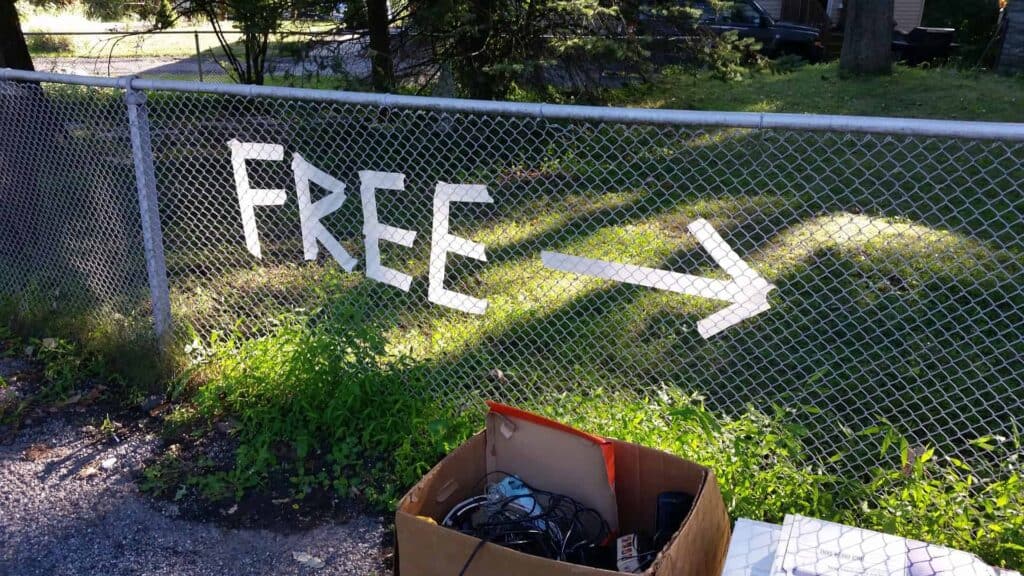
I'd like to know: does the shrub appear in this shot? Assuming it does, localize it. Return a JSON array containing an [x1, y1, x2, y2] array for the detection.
[[26, 33, 74, 54], [694, 29, 767, 81], [190, 297, 476, 504], [141, 0, 178, 29], [83, 0, 129, 21]]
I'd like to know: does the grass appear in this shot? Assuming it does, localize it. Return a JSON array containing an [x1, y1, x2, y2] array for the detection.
[[3, 58, 1023, 568], [143, 63, 1024, 125], [611, 63, 1024, 122], [174, 312, 1024, 567], [147, 100, 1020, 457]]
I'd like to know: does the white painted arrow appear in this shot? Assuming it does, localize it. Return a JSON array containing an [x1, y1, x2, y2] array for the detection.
[[541, 218, 775, 339]]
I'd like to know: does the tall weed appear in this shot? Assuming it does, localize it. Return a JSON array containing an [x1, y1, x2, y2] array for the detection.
[[192, 301, 475, 504]]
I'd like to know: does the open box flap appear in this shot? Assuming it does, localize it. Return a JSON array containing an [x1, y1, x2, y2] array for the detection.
[[484, 401, 619, 533]]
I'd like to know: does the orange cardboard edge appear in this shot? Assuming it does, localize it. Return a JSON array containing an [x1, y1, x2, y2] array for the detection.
[[485, 401, 616, 489]]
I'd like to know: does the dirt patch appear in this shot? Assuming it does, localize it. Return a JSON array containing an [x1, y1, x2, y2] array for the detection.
[[0, 352, 390, 575]]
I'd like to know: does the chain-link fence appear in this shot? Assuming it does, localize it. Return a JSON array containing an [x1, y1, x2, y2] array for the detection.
[[1, 69, 1022, 480]]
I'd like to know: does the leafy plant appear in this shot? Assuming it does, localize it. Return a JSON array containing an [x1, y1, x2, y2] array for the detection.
[[538, 392, 1024, 568], [850, 430, 1024, 568], [540, 390, 839, 523], [175, 323, 1024, 568], [33, 337, 94, 401], [99, 414, 121, 443], [187, 299, 476, 505], [693, 29, 766, 81]]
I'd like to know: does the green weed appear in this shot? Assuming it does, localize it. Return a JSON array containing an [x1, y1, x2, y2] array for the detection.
[[852, 430, 1024, 567], [541, 391, 1024, 568], [32, 337, 97, 402], [176, 339, 1024, 567], [1, 294, 169, 397], [185, 294, 476, 506]]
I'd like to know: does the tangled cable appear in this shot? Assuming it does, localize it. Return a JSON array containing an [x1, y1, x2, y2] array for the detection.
[[442, 472, 611, 573]]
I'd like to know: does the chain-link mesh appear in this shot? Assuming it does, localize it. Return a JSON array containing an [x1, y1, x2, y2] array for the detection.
[[1, 78, 1022, 482], [0, 81, 149, 327]]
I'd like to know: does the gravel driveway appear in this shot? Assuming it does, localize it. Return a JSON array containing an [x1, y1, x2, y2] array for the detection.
[[0, 358, 388, 576]]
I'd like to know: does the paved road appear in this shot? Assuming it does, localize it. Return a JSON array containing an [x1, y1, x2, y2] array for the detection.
[[34, 51, 369, 79], [34, 55, 235, 77], [32, 35, 431, 83]]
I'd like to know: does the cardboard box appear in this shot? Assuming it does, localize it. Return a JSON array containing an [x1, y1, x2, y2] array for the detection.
[[396, 421, 731, 576]]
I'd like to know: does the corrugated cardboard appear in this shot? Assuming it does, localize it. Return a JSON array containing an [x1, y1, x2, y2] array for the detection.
[[397, 431, 731, 576], [485, 403, 619, 533]]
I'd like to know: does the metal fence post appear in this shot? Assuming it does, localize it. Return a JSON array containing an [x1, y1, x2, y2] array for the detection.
[[124, 80, 173, 349]]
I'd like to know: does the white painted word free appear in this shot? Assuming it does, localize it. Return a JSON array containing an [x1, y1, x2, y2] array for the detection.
[[228, 140, 774, 337]]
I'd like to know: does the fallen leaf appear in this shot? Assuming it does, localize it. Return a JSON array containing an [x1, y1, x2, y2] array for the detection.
[[77, 466, 100, 479], [23, 444, 51, 462], [58, 392, 82, 407], [292, 552, 325, 569], [148, 402, 172, 418]]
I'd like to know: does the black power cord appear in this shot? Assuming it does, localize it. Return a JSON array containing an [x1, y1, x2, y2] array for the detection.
[[458, 539, 488, 576], [445, 473, 612, 573]]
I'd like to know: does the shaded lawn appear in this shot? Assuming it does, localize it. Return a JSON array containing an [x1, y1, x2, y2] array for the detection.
[[611, 63, 1024, 123]]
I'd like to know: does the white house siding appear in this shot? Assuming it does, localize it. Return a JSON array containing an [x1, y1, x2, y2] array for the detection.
[[768, 0, 924, 31], [894, 0, 926, 31]]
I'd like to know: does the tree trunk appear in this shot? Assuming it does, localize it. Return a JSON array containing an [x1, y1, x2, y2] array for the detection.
[[0, 0, 36, 281], [0, 0, 34, 71], [620, 0, 640, 34], [366, 0, 394, 92], [839, 0, 893, 75], [455, 0, 498, 99]]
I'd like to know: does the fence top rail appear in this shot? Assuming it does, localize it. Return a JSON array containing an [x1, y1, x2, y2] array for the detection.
[[3, 67, 1024, 141]]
